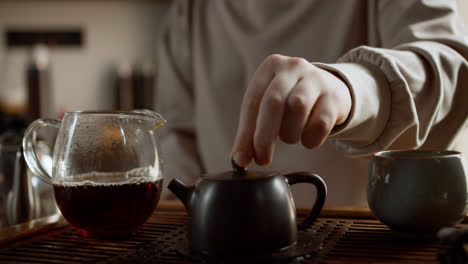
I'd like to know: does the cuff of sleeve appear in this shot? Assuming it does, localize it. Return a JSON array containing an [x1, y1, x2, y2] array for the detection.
[[313, 62, 391, 147]]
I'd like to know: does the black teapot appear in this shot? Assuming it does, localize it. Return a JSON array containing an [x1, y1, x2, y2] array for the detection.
[[168, 161, 327, 256]]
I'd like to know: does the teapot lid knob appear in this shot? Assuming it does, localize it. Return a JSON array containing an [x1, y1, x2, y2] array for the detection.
[[231, 159, 246, 174], [203, 160, 276, 180]]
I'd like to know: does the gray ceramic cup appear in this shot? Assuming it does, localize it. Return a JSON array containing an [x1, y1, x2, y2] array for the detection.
[[367, 150, 467, 236]]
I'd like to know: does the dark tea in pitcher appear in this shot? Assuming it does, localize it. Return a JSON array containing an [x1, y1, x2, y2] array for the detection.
[[53, 168, 163, 238]]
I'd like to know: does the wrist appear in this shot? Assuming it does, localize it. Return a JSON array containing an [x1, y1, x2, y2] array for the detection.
[[316, 66, 353, 126], [312, 62, 390, 146], [329, 70, 352, 125]]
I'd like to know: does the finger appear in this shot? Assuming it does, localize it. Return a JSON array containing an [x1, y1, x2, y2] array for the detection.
[[301, 96, 338, 149], [231, 56, 279, 166], [279, 78, 320, 144], [253, 73, 298, 165]]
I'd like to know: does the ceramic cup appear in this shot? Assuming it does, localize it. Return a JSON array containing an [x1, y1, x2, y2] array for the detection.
[[367, 150, 467, 236]]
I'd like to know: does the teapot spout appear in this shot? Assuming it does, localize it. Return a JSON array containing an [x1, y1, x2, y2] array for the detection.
[[167, 179, 192, 207]]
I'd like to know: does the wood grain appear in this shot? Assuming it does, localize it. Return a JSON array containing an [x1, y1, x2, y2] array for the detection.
[[0, 214, 67, 246], [159, 200, 376, 218]]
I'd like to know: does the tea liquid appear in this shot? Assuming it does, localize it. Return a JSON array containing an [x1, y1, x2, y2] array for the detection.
[[53, 173, 162, 238]]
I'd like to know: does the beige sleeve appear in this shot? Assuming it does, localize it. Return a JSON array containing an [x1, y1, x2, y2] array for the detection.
[[156, 0, 202, 199], [317, 0, 468, 157]]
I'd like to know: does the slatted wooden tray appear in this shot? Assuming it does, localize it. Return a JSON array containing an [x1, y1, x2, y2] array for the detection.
[[0, 202, 461, 263]]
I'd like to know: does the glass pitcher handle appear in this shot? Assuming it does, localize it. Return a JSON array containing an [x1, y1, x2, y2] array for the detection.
[[22, 118, 61, 185]]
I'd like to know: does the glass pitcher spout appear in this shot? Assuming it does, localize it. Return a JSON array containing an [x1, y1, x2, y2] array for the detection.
[[132, 109, 167, 131]]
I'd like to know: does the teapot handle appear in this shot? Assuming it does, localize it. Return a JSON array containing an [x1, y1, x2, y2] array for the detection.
[[285, 172, 327, 230], [22, 118, 61, 185]]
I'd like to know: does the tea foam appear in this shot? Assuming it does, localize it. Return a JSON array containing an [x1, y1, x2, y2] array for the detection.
[[52, 166, 161, 186]]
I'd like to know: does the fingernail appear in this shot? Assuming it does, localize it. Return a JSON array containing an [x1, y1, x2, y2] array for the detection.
[[234, 152, 250, 167], [253, 149, 272, 166], [255, 155, 271, 166]]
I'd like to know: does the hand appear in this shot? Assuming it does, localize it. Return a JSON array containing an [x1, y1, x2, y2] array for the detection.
[[231, 54, 352, 167]]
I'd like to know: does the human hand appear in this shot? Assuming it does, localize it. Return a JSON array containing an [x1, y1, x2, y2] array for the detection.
[[231, 54, 352, 167]]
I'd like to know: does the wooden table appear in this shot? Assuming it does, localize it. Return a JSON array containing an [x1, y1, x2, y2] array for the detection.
[[0, 201, 462, 263]]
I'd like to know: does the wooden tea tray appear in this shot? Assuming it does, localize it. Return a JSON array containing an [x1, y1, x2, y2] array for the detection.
[[0, 201, 464, 263]]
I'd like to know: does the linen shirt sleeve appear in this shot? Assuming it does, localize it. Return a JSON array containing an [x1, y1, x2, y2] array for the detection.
[[156, 0, 202, 199], [318, 0, 468, 157]]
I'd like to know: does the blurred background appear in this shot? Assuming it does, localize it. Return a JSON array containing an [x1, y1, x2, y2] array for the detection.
[[0, 0, 171, 117]]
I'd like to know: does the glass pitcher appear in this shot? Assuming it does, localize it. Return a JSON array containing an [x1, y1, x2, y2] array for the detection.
[[22, 110, 166, 238]]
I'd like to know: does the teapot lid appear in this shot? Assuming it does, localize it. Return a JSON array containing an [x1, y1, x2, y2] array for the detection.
[[202, 160, 280, 181]]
